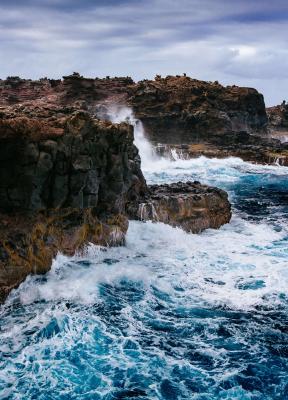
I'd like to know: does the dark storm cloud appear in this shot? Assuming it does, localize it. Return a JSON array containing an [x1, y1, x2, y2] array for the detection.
[[0, 0, 287, 105]]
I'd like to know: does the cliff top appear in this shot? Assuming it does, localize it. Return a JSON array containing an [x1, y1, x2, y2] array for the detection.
[[0, 104, 132, 140]]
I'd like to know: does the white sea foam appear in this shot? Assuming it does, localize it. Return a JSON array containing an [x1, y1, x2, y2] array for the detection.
[[1, 115, 288, 399], [5, 213, 286, 313], [104, 105, 160, 169]]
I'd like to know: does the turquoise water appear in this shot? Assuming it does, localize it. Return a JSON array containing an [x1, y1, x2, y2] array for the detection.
[[0, 156, 288, 399]]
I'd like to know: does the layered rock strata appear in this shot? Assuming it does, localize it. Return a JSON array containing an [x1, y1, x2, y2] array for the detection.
[[127, 182, 232, 233]]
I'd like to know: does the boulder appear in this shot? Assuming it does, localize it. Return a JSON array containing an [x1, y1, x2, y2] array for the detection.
[[127, 181, 232, 233]]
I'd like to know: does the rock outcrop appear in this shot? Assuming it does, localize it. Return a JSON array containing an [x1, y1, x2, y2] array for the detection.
[[0, 74, 133, 108], [127, 182, 231, 233], [156, 133, 288, 166], [128, 76, 288, 165], [0, 74, 237, 302], [267, 102, 288, 143], [0, 104, 146, 302], [129, 75, 268, 144]]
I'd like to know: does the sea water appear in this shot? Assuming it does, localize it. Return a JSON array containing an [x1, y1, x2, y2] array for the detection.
[[0, 111, 288, 399]]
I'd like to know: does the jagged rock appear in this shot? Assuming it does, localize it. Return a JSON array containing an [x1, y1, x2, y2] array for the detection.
[[0, 75, 236, 302], [0, 210, 128, 303], [129, 76, 268, 144], [0, 105, 146, 302], [267, 102, 288, 143], [128, 76, 288, 165], [156, 133, 288, 166], [127, 181, 232, 233]]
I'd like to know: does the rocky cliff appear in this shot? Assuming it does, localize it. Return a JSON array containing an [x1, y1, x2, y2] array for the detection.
[[129, 75, 268, 144], [267, 102, 288, 130], [0, 104, 146, 302], [128, 75, 288, 164], [267, 102, 288, 143], [0, 78, 233, 302], [0, 74, 132, 108]]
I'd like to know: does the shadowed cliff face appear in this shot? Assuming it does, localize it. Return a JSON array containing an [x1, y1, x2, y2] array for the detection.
[[0, 74, 239, 303], [267, 103, 288, 144], [0, 108, 146, 213], [129, 76, 268, 144], [0, 105, 146, 302]]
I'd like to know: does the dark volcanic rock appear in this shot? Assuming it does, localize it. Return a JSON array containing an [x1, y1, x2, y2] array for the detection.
[[128, 75, 288, 165], [0, 74, 234, 302], [267, 102, 288, 130], [129, 75, 268, 144], [127, 181, 232, 233], [0, 105, 146, 302], [267, 102, 288, 143], [0, 108, 146, 213], [156, 133, 288, 166]]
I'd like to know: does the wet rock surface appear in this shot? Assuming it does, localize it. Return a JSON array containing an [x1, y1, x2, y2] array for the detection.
[[127, 181, 232, 233], [156, 132, 288, 166]]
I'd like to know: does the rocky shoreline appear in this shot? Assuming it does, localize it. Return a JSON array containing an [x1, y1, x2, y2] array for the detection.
[[0, 106, 147, 302], [127, 182, 231, 233], [1, 72, 286, 302], [0, 78, 233, 302]]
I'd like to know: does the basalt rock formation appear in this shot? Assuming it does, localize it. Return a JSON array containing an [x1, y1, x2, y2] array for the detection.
[[127, 182, 231, 233], [129, 75, 268, 144], [128, 76, 288, 165], [0, 73, 238, 302], [3, 72, 286, 167], [267, 102, 288, 143], [0, 105, 146, 302], [156, 133, 288, 166], [0, 74, 133, 109]]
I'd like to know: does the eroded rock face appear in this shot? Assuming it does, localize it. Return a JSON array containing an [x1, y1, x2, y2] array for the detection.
[[0, 105, 146, 302], [129, 76, 268, 144], [127, 182, 232, 233], [267, 103, 288, 130], [0, 74, 234, 302], [128, 76, 288, 165], [267, 102, 288, 143], [156, 133, 288, 166], [0, 74, 133, 108], [0, 210, 128, 302]]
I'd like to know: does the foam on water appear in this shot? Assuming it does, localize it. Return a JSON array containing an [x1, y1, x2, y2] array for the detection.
[[105, 106, 160, 170], [1, 111, 288, 399]]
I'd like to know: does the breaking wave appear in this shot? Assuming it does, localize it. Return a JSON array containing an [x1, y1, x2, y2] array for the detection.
[[1, 113, 288, 399]]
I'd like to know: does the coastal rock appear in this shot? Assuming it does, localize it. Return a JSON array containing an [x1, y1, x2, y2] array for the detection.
[[0, 210, 128, 303], [156, 133, 288, 166], [128, 75, 288, 165], [0, 105, 146, 302], [0, 74, 236, 302], [129, 76, 268, 144], [127, 181, 232, 233], [267, 102, 288, 143]]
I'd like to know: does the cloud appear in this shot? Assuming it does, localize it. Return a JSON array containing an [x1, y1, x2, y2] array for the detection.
[[0, 0, 287, 105]]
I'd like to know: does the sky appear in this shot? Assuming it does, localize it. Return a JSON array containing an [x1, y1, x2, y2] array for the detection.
[[0, 0, 287, 106]]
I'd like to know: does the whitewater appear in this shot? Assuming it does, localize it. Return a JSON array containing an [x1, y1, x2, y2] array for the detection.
[[0, 108, 288, 399]]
